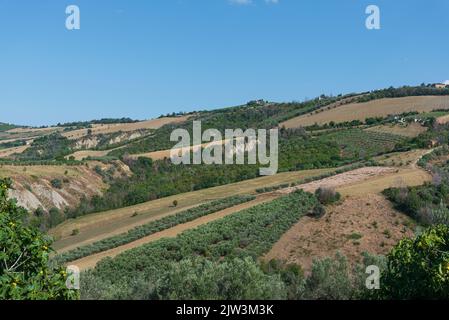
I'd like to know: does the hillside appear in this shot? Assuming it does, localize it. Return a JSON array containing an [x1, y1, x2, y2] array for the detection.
[[281, 96, 449, 128], [2, 85, 449, 301]]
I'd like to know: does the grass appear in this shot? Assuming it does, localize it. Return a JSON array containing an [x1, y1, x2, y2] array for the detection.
[[347, 232, 363, 240]]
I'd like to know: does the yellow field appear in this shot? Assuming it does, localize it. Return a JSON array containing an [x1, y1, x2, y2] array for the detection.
[[365, 123, 427, 138], [281, 96, 449, 128], [6, 127, 61, 134], [50, 168, 333, 252], [62, 116, 189, 140]]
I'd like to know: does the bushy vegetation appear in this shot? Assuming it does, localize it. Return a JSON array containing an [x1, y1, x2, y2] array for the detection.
[[356, 85, 449, 103], [315, 187, 341, 205], [383, 183, 449, 227], [384, 150, 449, 227], [377, 225, 449, 299], [69, 128, 394, 219], [55, 195, 256, 264], [14, 133, 74, 161], [108, 94, 359, 157], [0, 179, 78, 300]]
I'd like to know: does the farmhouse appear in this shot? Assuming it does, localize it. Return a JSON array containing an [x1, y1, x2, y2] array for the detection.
[[433, 83, 448, 89]]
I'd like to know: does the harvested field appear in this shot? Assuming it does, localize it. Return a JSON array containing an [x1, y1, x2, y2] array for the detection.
[[264, 194, 415, 273], [281, 96, 449, 128], [277, 167, 397, 195], [365, 123, 427, 138]]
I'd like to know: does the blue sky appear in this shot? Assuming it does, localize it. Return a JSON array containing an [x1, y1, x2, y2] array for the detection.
[[0, 0, 448, 126]]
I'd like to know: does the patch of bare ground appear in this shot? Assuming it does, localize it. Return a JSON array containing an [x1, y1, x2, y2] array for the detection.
[[264, 194, 415, 273], [68, 194, 278, 271]]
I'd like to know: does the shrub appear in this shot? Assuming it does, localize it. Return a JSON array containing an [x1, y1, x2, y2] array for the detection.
[[309, 204, 326, 218], [155, 257, 286, 300], [378, 225, 449, 299], [304, 253, 356, 300], [315, 187, 341, 205], [50, 178, 63, 189]]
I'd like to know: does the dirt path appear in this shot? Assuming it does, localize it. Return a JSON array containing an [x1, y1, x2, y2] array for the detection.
[[69, 195, 277, 270]]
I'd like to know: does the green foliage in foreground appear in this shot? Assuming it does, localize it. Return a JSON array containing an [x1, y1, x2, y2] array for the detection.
[[55, 195, 256, 264], [378, 225, 449, 299], [0, 179, 78, 300], [81, 190, 318, 299]]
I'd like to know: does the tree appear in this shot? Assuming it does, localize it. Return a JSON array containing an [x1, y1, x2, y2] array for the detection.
[[379, 225, 449, 299], [155, 257, 286, 300], [0, 178, 78, 300]]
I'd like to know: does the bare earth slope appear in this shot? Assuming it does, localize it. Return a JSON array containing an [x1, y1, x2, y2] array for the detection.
[[264, 194, 415, 272]]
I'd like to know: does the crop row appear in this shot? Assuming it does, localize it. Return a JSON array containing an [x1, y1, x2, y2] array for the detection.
[[84, 190, 318, 295], [55, 195, 256, 264]]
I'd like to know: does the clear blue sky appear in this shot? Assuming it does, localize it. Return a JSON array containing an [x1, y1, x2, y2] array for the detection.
[[0, 0, 448, 126]]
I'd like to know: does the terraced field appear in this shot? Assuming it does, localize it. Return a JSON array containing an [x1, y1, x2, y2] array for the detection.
[[50, 167, 334, 251]]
